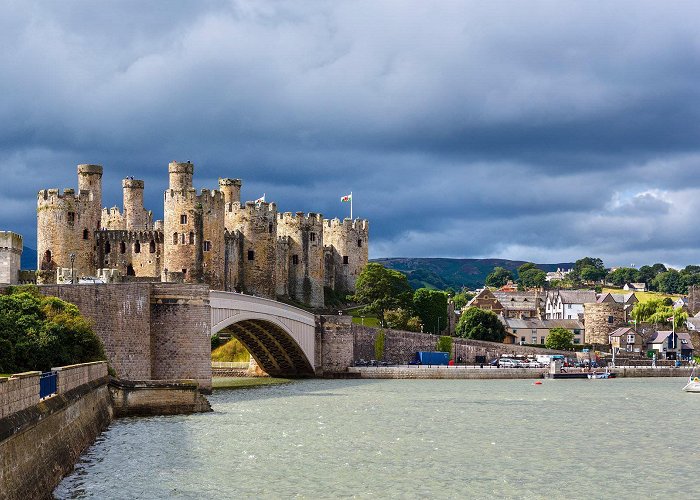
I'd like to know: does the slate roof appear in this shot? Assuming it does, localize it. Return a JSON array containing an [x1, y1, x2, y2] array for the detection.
[[492, 291, 542, 311], [501, 318, 584, 330], [609, 327, 635, 338], [557, 290, 597, 304]]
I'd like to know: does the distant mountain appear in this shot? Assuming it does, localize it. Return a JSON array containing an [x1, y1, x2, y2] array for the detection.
[[21, 246, 37, 270], [372, 257, 574, 290]]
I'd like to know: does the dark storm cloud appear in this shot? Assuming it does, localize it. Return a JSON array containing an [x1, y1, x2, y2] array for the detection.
[[1, 0, 700, 268]]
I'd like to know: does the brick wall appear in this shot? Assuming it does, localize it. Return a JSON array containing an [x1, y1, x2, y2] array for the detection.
[[39, 283, 153, 379], [0, 371, 40, 419], [150, 284, 212, 392]]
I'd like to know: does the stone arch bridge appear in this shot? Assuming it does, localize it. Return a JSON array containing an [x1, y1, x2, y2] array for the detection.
[[209, 291, 316, 377]]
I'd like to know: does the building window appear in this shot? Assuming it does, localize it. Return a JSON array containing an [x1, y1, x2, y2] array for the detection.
[[83, 228, 89, 240], [180, 214, 187, 224], [67, 212, 75, 224], [248, 250, 255, 261], [520, 336, 526, 343], [268, 222, 273, 234], [540, 337, 546, 344], [189, 231, 195, 244], [343, 255, 349, 265], [134, 241, 141, 253], [181, 233, 186, 244], [568, 304, 572, 309], [150, 240, 156, 253], [173, 233, 178, 245], [627, 335, 635, 344], [607, 316, 614, 324], [310, 232, 316, 242], [292, 254, 299, 265], [358, 239, 362, 248], [120, 241, 126, 254], [105, 241, 111, 254], [203, 241, 212, 252]]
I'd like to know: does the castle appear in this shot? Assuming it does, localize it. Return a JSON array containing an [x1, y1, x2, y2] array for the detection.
[[37, 162, 369, 307]]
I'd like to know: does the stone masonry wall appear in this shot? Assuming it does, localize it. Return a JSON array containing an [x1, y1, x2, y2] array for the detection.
[[0, 231, 22, 285], [38, 283, 153, 380], [52, 362, 108, 394], [0, 372, 40, 419], [319, 317, 355, 373], [150, 284, 212, 392], [584, 302, 626, 344]]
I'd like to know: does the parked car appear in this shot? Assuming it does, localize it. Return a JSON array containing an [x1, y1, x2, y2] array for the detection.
[[520, 359, 541, 368], [499, 358, 523, 368]]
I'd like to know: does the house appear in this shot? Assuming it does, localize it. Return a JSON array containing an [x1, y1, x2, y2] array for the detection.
[[673, 297, 688, 312], [646, 331, 694, 360], [608, 327, 644, 354], [492, 291, 543, 319], [545, 290, 597, 320], [501, 317, 585, 345], [466, 288, 504, 315], [545, 268, 571, 282], [686, 315, 700, 332], [623, 283, 647, 292], [498, 281, 519, 292]]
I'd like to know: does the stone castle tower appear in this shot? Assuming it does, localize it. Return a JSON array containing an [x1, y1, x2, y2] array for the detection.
[[37, 164, 103, 278], [323, 218, 369, 293], [584, 302, 626, 344], [37, 161, 369, 306], [0, 231, 22, 285]]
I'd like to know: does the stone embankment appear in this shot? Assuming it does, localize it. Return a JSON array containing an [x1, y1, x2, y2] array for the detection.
[[0, 362, 212, 500]]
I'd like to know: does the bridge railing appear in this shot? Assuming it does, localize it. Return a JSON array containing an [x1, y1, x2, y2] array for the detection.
[[209, 290, 316, 326]]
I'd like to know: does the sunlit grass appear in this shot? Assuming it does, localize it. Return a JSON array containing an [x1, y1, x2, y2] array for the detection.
[[212, 377, 291, 390], [603, 288, 680, 303]]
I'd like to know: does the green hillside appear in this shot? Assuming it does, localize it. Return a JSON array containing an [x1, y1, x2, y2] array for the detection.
[[371, 257, 573, 290]]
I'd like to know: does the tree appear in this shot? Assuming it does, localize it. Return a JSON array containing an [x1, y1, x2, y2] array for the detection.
[[353, 263, 413, 324], [485, 267, 513, 288], [518, 268, 546, 289], [384, 308, 421, 332], [436, 336, 453, 356], [455, 307, 507, 342], [0, 287, 105, 373], [545, 328, 574, 350], [413, 288, 448, 334], [571, 257, 606, 283], [631, 298, 688, 330], [452, 290, 475, 310], [651, 269, 684, 294], [606, 267, 640, 287]]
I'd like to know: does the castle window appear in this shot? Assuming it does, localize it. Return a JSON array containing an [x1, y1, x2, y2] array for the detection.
[[357, 239, 362, 247], [83, 228, 89, 240], [173, 233, 178, 245], [269, 222, 273, 234], [120, 241, 126, 254], [105, 241, 111, 254], [343, 255, 349, 265], [180, 214, 187, 224], [150, 240, 156, 253], [126, 264, 135, 276], [189, 232, 195, 244], [608, 316, 614, 324], [134, 241, 141, 253], [248, 250, 255, 261], [44, 250, 52, 265], [203, 241, 212, 252], [310, 232, 316, 242], [292, 254, 299, 265], [67, 212, 75, 224], [181, 233, 186, 244]]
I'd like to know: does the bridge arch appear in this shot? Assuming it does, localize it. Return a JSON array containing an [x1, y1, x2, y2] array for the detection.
[[210, 291, 316, 377]]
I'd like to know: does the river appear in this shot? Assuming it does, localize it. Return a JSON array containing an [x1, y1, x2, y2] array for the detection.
[[55, 378, 699, 499]]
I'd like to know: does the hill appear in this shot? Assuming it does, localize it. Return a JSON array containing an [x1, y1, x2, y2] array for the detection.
[[371, 257, 574, 290]]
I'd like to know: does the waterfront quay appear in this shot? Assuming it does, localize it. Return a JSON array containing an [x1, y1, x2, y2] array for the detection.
[[347, 364, 695, 379]]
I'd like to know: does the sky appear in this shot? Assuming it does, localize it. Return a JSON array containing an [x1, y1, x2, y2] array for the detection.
[[2, 1, 700, 268]]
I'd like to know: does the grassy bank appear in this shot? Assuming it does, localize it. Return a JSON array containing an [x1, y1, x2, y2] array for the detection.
[[212, 377, 291, 390], [345, 306, 381, 327], [602, 288, 680, 303]]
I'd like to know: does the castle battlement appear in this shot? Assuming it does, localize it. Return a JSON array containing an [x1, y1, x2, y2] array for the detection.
[[164, 188, 225, 206], [324, 218, 369, 231], [279, 212, 324, 224], [226, 201, 278, 214], [96, 229, 164, 242], [0, 231, 23, 252]]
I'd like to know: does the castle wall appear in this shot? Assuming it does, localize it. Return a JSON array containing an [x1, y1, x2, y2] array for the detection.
[[224, 230, 244, 292], [95, 230, 163, 278], [224, 201, 278, 298], [278, 212, 325, 307], [323, 218, 369, 293], [584, 302, 626, 344], [0, 231, 22, 285], [276, 236, 289, 297]]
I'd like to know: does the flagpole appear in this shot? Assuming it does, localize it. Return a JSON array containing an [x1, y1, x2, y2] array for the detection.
[[350, 191, 353, 220]]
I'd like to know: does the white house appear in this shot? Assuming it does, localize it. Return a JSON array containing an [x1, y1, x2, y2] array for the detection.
[[545, 290, 597, 320]]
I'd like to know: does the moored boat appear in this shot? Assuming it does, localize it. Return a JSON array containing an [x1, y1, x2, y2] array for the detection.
[[682, 369, 700, 392]]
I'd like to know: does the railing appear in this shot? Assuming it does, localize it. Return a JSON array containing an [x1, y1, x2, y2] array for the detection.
[[39, 371, 57, 399]]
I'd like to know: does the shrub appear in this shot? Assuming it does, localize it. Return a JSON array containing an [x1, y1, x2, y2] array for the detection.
[[374, 329, 386, 361], [436, 336, 453, 357]]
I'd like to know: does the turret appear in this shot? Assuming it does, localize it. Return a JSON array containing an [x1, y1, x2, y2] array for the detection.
[[278, 212, 325, 307], [77, 164, 103, 205], [168, 161, 194, 191], [122, 178, 152, 231], [322, 218, 369, 293], [0, 231, 22, 285], [218, 178, 242, 205]]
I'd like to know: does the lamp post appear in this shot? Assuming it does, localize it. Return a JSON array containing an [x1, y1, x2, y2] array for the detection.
[[69, 253, 76, 284]]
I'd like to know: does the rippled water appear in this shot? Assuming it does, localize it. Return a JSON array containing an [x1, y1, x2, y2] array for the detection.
[[55, 378, 699, 499]]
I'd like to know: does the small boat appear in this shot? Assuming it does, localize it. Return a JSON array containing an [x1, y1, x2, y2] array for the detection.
[[588, 368, 616, 379], [682, 368, 700, 393]]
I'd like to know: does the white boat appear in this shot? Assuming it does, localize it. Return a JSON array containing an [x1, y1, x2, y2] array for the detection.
[[682, 368, 700, 393], [588, 368, 615, 379]]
